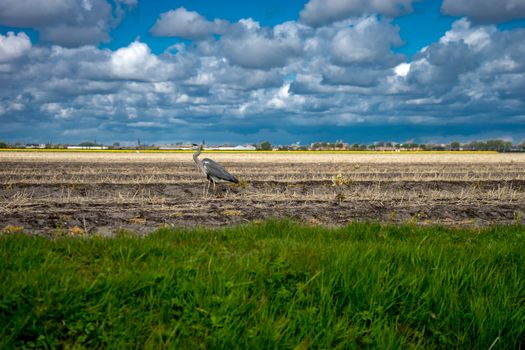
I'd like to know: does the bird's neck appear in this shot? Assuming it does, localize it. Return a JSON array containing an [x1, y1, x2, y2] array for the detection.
[[193, 148, 201, 161], [193, 148, 206, 175]]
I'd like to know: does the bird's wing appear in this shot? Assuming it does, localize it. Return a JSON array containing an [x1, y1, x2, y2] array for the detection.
[[202, 158, 238, 183]]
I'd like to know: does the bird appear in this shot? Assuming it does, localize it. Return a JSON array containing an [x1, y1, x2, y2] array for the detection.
[[192, 142, 238, 196]]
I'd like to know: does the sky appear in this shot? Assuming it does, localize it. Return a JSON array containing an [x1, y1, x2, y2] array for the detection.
[[1, 0, 525, 145]]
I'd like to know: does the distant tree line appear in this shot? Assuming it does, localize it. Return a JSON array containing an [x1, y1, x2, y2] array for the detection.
[[304, 139, 525, 152], [1, 139, 525, 152]]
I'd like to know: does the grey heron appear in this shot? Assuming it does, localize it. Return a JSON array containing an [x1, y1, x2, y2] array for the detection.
[[192, 143, 238, 196]]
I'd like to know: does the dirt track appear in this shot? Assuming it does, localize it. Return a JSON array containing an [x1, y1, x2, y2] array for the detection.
[[1, 152, 525, 235]]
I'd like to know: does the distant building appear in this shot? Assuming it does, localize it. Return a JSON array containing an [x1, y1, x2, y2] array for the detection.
[[158, 144, 193, 150], [24, 143, 46, 149], [206, 145, 257, 151], [67, 146, 109, 150]]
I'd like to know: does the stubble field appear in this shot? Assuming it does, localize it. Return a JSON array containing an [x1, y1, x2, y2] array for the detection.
[[1, 151, 524, 235]]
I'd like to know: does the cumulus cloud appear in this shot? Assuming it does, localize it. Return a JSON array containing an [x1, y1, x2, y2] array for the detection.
[[151, 10, 304, 69], [404, 19, 499, 92], [442, 0, 525, 24], [440, 18, 495, 49], [0, 31, 31, 62], [118, 0, 138, 6], [300, 0, 418, 27], [111, 41, 161, 80], [108, 41, 199, 82], [187, 56, 283, 90], [220, 19, 303, 69], [0, 0, 71, 27], [329, 17, 403, 65], [321, 65, 384, 87], [0, 0, 131, 46], [391, 18, 525, 129], [2, 7, 525, 144], [394, 62, 410, 77], [150, 7, 228, 40]]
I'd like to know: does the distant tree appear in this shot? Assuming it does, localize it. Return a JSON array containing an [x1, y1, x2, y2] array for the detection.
[[79, 141, 97, 147], [335, 140, 343, 149], [450, 141, 461, 150], [469, 141, 487, 151], [260, 141, 272, 150], [351, 143, 360, 150], [484, 139, 512, 152], [0, 141, 7, 148], [486, 140, 499, 151], [521, 140, 525, 150]]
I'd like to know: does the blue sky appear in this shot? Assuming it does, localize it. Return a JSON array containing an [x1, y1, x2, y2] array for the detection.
[[1, 0, 525, 145]]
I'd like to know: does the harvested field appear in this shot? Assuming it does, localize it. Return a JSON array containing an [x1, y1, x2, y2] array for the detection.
[[1, 151, 525, 234]]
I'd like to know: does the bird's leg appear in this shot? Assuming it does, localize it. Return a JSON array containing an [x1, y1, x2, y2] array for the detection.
[[212, 180, 217, 196], [206, 180, 211, 198], [203, 181, 209, 198]]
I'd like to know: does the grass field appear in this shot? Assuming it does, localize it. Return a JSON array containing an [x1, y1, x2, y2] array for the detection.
[[1, 220, 524, 349]]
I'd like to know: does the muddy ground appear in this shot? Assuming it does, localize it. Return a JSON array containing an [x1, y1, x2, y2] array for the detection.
[[1, 155, 525, 235]]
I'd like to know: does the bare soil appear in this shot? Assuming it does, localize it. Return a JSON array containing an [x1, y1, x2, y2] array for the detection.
[[1, 152, 525, 235]]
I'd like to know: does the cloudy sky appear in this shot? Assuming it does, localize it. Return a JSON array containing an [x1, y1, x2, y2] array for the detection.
[[1, 0, 525, 145]]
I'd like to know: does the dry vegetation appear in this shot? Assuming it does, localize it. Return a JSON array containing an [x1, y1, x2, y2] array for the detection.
[[1, 151, 525, 235]]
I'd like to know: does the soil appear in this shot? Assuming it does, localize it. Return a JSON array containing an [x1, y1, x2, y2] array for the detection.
[[1, 159, 525, 236]]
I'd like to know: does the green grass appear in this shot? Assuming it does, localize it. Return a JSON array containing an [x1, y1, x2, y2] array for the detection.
[[1, 221, 524, 349]]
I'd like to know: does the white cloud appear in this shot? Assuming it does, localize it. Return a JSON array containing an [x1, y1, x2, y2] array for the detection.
[[268, 82, 291, 108], [129, 121, 165, 128], [151, 7, 227, 40], [394, 62, 410, 77], [110, 41, 161, 80], [40, 102, 74, 119], [0, 31, 31, 63], [118, 0, 137, 6], [442, 0, 525, 24], [0, 0, 71, 27], [440, 18, 495, 50], [151, 10, 304, 69], [0, 0, 129, 46], [329, 17, 402, 65], [1, 8, 525, 144], [300, 0, 418, 27], [221, 19, 303, 69]]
